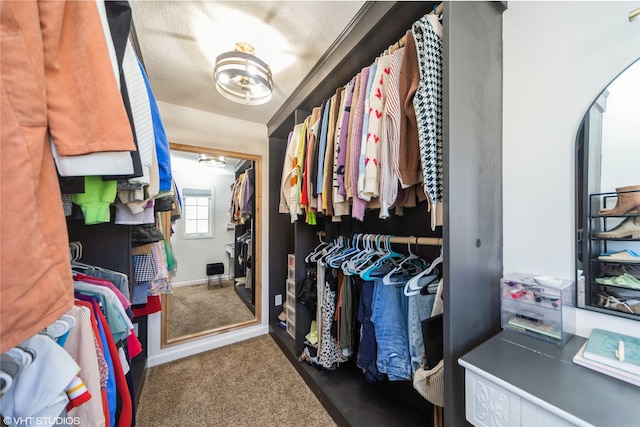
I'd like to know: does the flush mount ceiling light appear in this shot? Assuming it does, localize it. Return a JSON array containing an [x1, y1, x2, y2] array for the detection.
[[198, 153, 227, 168], [213, 42, 273, 105]]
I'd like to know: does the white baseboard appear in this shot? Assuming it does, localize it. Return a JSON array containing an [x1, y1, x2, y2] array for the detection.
[[173, 275, 234, 288], [147, 324, 269, 367]]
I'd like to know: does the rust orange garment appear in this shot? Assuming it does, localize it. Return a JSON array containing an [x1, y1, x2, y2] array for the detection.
[[0, 0, 135, 352]]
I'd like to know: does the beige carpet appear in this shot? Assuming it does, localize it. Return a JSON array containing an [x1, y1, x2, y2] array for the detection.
[[136, 335, 336, 427], [169, 282, 254, 339]]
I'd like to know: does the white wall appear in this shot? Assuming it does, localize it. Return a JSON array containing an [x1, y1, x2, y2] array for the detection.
[[147, 102, 269, 366], [170, 157, 235, 285], [503, 1, 640, 338]]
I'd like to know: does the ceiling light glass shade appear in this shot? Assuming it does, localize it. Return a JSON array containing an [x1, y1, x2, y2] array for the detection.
[[198, 153, 226, 167], [213, 42, 273, 105]]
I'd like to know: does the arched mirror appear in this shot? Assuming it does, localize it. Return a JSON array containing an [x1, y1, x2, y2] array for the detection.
[[576, 58, 640, 319], [161, 143, 261, 347]]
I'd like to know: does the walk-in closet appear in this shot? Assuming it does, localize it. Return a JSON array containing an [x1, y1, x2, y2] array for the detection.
[[268, 2, 504, 425], [5, 1, 639, 426]]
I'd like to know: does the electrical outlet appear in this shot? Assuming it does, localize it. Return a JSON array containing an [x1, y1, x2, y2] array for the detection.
[[275, 294, 283, 306]]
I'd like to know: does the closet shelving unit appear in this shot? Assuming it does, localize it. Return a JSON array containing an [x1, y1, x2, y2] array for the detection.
[[66, 218, 148, 407], [233, 161, 256, 312], [585, 191, 640, 319], [267, 2, 505, 426]]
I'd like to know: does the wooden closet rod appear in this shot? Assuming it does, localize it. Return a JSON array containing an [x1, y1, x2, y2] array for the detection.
[[318, 232, 443, 247]]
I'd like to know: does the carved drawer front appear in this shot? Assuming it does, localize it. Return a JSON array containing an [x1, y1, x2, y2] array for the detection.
[[521, 399, 575, 427], [466, 370, 521, 427]]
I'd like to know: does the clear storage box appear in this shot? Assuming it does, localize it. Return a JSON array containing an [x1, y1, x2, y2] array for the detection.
[[501, 273, 575, 346]]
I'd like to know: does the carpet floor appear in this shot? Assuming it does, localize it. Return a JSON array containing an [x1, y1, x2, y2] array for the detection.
[[169, 282, 254, 339], [136, 335, 336, 427]]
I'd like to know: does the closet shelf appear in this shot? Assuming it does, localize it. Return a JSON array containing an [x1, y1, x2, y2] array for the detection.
[[590, 236, 640, 242]]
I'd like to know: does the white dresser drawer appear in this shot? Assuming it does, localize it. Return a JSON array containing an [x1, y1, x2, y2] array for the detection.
[[521, 399, 575, 427]]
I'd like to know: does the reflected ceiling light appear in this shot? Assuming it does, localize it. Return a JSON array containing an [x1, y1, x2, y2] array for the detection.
[[213, 42, 273, 105], [198, 153, 226, 168]]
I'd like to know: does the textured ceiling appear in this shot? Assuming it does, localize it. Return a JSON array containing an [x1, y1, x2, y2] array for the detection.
[[130, 1, 365, 125]]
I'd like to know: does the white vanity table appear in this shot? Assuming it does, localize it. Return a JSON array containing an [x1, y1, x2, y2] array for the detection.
[[459, 330, 640, 427]]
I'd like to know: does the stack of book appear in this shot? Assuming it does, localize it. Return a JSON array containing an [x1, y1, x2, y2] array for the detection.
[[573, 328, 640, 387]]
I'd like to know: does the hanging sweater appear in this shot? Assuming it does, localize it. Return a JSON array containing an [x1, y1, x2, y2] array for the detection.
[[380, 47, 406, 219], [337, 77, 356, 196], [322, 89, 343, 217], [350, 66, 371, 221], [307, 107, 322, 214], [302, 107, 322, 216], [357, 63, 378, 203], [294, 117, 309, 215], [398, 30, 421, 188], [413, 14, 444, 229], [290, 122, 307, 222], [315, 99, 332, 198], [311, 99, 327, 198], [344, 73, 362, 200], [139, 56, 172, 192], [333, 81, 354, 218], [279, 131, 295, 214], [363, 54, 392, 199]]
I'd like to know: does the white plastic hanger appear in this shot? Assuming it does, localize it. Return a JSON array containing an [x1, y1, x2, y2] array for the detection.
[[343, 234, 375, 274], [383, 236, 421, 285], [360, 235, 405, 280], [305, 235, 329, 263], [353, 235, 385, 275], [404, 250, 443, 296], [328, 234, 359, 268]]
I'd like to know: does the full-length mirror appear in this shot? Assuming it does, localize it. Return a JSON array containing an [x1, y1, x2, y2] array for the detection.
[[161, 143, 261, 347], [576, 59, 640, 319]]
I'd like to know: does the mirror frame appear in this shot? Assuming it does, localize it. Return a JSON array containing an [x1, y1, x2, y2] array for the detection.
[[161, 142, 262, 348]]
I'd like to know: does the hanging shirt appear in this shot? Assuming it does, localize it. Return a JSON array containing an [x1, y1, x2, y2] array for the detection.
[[139, 56, 173, 192], [398, 31, 421, 188], [279, 131, 295, 215], [345, 73, 363, 200], [413, 14, 444, 230], [350, 66, 371, 221], [333, 80, 355, 218], [315, 99, 332, 198], [357, 63, 378, 203], [0, 0, 136, 353], [64, 305, 107, 427], [0, 334, 81, 424], [323, 89, 342, 217], [293, 118, 309, 217], [380, 47, 406, 219], [364, 54, 392, 199]]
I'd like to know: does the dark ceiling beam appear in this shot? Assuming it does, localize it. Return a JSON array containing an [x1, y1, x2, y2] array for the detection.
[[267, 1, 436, 139]]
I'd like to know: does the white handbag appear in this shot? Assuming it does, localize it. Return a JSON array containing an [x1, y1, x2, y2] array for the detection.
[[412, 358, 444, 408]]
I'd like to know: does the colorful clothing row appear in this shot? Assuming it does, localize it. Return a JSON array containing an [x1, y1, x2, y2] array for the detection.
[[0, 296, 136, 427], [299, 248, 443, 384], [279, 13, 443, 229]]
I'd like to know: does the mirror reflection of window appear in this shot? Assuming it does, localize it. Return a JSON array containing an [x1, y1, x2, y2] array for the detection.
[[182, 189, 214, 238]]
